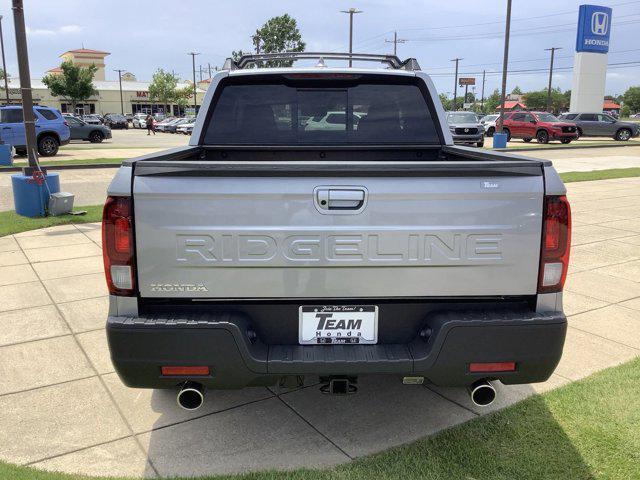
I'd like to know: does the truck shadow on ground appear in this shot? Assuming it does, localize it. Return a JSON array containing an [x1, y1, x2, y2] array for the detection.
[[141, 375, 592, 478]]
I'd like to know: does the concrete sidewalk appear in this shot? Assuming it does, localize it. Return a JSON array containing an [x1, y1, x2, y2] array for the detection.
[[0, 177, 639, 478]]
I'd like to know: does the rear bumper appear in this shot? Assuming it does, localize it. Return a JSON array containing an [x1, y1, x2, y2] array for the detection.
[[107, 308, 566, 390]]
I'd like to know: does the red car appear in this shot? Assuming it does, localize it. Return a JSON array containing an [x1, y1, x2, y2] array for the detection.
[[502, 111, 578, 144]]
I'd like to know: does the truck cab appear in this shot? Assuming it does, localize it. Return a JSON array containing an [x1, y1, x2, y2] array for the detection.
[[103, 53, 570, 409]]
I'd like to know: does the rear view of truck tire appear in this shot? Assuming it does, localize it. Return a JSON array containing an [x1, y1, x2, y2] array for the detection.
[[103, 53, 570, 409]]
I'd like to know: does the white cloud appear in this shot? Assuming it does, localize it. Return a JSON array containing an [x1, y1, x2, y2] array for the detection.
[[26, 24, 84, 36]]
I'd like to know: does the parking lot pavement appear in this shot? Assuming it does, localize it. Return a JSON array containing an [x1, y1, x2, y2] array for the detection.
[[523, 144, 640, 173], [3, 144, 640, 212], [0, 177, 639, 477]]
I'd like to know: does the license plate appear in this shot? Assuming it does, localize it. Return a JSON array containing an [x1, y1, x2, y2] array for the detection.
[[299, 305, 378, 345]]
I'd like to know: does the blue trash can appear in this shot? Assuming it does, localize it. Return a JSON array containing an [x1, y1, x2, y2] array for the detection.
[[493, 132, 508, 149], [11, 172, 61, 217], [0, 145, 12, 166]]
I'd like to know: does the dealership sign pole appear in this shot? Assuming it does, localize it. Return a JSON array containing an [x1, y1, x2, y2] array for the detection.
[[570, 5, 612, 113]]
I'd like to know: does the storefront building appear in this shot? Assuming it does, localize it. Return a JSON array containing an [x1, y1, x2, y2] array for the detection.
[[4, 48, 208, 116]]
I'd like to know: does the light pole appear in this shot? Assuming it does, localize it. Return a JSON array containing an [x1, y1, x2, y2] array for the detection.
[[11, 0, 37, 169], [341, 8, 362, 67], [451, 58, 462, 111], [545, 47, 562, 113], [113, 69, 124, 115], [0, 15, 10, 105], [496, 0, 512, 134], [188, 52, 200, 114]]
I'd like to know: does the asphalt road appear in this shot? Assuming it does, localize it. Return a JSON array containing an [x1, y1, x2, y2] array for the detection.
[[2, 142, 640, 212]]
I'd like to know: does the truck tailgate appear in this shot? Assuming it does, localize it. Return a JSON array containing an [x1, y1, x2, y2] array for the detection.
[[133, 161, 543, 298]]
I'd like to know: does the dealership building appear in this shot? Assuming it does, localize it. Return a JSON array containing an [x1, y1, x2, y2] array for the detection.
[[4, 48, 208, 116]]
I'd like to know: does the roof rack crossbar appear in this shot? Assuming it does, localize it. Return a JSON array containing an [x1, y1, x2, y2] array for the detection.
[[222, 52, 421, 71]]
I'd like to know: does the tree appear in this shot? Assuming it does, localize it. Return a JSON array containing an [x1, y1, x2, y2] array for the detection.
[[42, 61, 97, 113], [148, 69, 180, 116], [522, 88, 570, 113], [623, 86, 640, 113], [511, 86, 523, 95], [620, 105, 631, 118], [438, 93, 451, 110], [484, 89, 501, 113], [256, 14, 305, 67]]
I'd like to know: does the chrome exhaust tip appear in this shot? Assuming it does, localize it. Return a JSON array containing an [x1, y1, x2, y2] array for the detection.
[[468, 379, 496, 407], [177, 381, 205, 410]]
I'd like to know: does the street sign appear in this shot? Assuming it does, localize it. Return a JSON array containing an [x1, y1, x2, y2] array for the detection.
[[576, 4, 612, 53], [459, 77, 475, 86]]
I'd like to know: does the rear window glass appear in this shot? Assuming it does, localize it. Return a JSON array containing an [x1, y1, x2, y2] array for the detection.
[[36, 108, 59, 120], [203, 78, 440, 145]]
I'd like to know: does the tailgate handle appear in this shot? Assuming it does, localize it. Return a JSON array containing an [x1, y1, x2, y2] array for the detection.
[[316, 187, 366, 211]]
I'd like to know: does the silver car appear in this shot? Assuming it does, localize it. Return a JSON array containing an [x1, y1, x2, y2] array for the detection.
[[559, 112, 639, 141]]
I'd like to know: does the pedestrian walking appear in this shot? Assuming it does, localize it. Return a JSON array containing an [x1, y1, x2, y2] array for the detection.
[[146, 114, 155, 135]]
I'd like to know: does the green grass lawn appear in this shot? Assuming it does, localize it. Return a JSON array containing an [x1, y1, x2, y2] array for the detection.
[[560, 167, 640, 183], [0, 205, 103, 237], [1, 168, 639, 238], [1, 357, 638, 480]]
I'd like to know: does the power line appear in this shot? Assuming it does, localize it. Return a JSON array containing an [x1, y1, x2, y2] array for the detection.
[[371, 1, 640, 35]]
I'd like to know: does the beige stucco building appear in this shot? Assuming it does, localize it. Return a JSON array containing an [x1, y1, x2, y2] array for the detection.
[[5, 48, 208, 116]]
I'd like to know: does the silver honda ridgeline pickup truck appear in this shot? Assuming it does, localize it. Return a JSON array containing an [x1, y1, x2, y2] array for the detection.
[[104, 53, 571, 409]]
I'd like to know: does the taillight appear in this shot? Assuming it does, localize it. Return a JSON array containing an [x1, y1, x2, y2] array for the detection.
[[102, 196, 136, 296], [538, 195, 571, 293]]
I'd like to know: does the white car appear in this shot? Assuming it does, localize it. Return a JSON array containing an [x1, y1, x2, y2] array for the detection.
[[479, 114, 499, 137], [176, 120, 195, 135], [132, 114, 147, 129], [305, 111, 364, 131]]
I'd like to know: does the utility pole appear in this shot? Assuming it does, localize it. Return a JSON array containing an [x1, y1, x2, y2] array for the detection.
[[113, 69, 125, 115], [341, 8, 362, 67], [11, 0, 37, 169], [0, 16, 10, 105], [385, 31, 406, 56], [188, 52, 200, 114], [208, 62, 212, 79], [497, 0, 512, 133], [451, 58, 462, 111], [481, 69, 486, 109], [545, 47, 562, 113]]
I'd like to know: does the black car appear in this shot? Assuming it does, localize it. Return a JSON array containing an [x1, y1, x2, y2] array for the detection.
[[103, 113, 129, 129]]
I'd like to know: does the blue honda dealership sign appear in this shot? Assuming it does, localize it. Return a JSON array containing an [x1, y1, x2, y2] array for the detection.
[[576, 4, 612, 53]]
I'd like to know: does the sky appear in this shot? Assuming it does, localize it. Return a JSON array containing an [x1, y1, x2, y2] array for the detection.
[[0, 0, 638, 97]]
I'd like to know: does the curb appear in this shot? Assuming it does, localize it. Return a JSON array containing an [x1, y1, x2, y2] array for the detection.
[[493, 142, 639, 152], [1, 163, 121, 173]]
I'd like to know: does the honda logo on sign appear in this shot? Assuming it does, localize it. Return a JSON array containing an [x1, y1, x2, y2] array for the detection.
[[591, 11, 608, 35]]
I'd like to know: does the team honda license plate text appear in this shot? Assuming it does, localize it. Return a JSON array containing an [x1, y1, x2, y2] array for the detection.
[[299, 306, 378, 345]]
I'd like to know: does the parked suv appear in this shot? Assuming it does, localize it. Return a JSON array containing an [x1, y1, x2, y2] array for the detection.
[[0, 105, 70, 156], [558, 112, 639, 141], [104, 52, 570, 410], [446, 111, 484, 147], [65, 115, 112, 143], [502, 111, 578, 144]]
